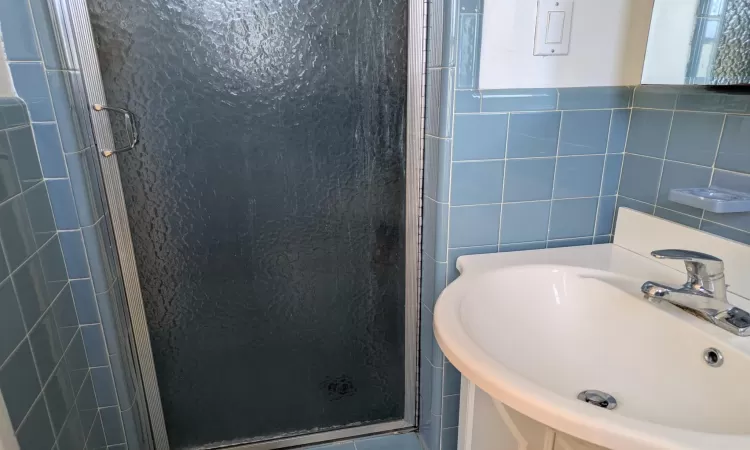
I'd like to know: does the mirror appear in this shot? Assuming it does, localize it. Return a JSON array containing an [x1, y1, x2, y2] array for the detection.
[[642, 0, 750, 85]]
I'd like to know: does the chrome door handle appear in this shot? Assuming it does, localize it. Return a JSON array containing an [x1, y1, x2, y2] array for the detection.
[[93, 104, 139, 157]]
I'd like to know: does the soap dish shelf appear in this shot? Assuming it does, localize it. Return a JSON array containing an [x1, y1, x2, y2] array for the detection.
[[668, 187, 750, 214]]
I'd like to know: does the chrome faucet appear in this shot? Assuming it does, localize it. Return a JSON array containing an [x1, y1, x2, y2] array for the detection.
[[641, 249, 750, 337]]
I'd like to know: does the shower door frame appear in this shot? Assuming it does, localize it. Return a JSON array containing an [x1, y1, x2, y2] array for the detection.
[[59, 0, 426, 447]]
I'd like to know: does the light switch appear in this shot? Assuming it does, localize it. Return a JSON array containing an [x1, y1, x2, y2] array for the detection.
[[546, 11, 565, 44], [534, 0, 574, 56]]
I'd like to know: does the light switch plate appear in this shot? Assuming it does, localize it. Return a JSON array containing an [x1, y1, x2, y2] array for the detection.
[[534, 0, 574, 56]]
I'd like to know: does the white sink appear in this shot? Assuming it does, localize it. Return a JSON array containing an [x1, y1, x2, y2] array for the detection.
[[434, 243, 750, 450]]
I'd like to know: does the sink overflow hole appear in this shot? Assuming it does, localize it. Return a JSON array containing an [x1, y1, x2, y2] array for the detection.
[[577, 390, 617, 410], [703, 347, 724, 367]]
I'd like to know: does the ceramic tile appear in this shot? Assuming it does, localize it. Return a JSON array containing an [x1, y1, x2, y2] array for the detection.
[[506, 112, 560, 158], [548, 198, 598, 240], [601, 154, 623, 196], [450, 161, 504, 205], [558, 110, 611, 156], [500, 201, 550, 244], [9, 63, 53, 121], [606, 109, 630, 154], [557, 87, 632, 110], [0, 0, 41, 60], [503, 158, 555, 202], [595, 196, 617, 236], [448, 205, 501, 248], [618, 154, 663, 204], [716, 115, 750, 174], [665, 112, 724, 166], [0, 340, 41, 429], [481, 88, 557, 112], [453, 114, 507, 161], [553, 156, 605, 199], [625, 109, 672, 158]]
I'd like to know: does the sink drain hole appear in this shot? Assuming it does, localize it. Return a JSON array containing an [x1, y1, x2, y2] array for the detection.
[[703, 347, 724, 367], [577, 390, 617, 410]]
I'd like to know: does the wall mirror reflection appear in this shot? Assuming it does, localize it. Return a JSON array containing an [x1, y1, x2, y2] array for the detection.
[[643, 0, 750, 85]]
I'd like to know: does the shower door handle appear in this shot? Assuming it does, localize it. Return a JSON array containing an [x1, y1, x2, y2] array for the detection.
[[93, 104, 139, 157]]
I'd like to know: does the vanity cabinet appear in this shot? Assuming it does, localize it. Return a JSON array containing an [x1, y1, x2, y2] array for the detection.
[[458, 378, 608, 450]]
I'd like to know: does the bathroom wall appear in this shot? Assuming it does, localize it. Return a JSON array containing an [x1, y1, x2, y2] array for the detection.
[[0, 1, 149, 448], [420, 1, 630, 449], [420, 2, 750, 450], [0, 97, 90, 450], [618, 86, 750, 244]]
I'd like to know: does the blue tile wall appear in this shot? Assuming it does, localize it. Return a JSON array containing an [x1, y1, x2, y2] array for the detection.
[[619, 86, 750, 244], [421, 1, 632, 449], [1, 1, 149, 448], [0, 100, 97, 450]]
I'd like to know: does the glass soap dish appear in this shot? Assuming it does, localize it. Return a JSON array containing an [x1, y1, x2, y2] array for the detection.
[[668, 187, 750, 213]]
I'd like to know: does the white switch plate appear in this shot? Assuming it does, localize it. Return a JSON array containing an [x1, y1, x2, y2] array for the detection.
[[534, 0, 574, 56]]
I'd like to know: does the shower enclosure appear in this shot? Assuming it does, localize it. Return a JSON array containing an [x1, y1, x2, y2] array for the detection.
[[54, 0, 425, 447]]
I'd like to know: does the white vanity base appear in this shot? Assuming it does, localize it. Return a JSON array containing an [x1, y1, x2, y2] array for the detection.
[[459, 378, 607, 450]]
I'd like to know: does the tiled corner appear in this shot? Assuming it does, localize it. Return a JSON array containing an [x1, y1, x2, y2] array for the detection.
[[447, 245, 496, 283], [8, 63, 53, 121], [618, 154, 663, 204], [0, 0, 144, 440], [625, 109, 672, 158], [448, 204, 501, 248], [715, 115, 750, 174], [548, 198, 598, 240], [606, 109, 630, 154], [601, 154, 623, 196], [33, 123, 67, 178], [619, 87, 750, 246], [552, 156, 604, 199], [595, 196, 617, 237], [665, 112, 723, 166], [655, 161, 712, 216], [632, 85, 679, 109]]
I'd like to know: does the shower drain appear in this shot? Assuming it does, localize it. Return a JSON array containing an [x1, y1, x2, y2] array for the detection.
[[321, 375, 357, 401], [577, 390, 617, 410]]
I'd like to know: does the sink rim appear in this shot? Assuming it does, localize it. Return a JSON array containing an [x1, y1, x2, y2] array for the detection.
[[433, 244, 750, 450]]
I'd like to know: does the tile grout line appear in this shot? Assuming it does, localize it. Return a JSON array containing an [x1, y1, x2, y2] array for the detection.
[[496, 113, 510, 251], [443, 64, 458, 311], [11, 318, 81, 435], [544, 106, 564, 246], [592, 109, 618, 241], [700, 113, 727, 229], [651, 110, 676, 215]]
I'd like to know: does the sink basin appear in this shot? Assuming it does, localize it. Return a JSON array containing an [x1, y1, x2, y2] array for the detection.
[[434, 244, 750, 450]]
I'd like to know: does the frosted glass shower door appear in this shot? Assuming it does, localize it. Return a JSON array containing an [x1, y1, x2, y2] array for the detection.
[[86, 0, 409, 448]]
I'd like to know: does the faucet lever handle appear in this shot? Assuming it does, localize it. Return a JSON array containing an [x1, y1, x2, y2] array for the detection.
[[651, 249, 724, 279]]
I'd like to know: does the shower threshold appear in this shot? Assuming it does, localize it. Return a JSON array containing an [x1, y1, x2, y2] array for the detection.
[[198, 420, 414, 450]]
